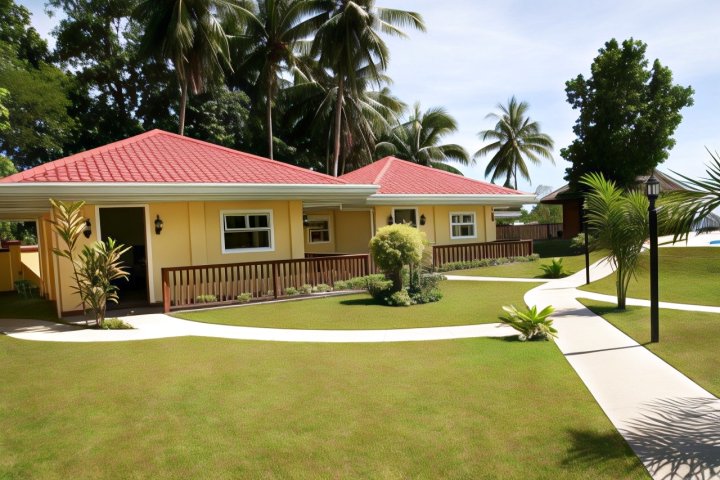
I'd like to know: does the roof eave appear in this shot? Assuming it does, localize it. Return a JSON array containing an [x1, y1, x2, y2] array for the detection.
[[365, 194, 537, 206]]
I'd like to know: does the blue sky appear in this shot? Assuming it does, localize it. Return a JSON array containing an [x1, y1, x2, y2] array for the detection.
[[21, 0, 720, 194]]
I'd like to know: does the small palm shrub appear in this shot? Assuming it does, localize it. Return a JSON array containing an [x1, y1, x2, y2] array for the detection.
[[102, 318, 133, 329], [236, 293, 252, 303], [195, 294, 217, 303], [284, 287, 299, 296], [499, 305, 557, 341], [540, 258, 567, 278]]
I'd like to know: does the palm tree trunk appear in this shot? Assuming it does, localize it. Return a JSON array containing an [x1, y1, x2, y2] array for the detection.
[[514, 163, 518, 190], [331, 76, 344, 177], [179, 80, 188, 136], [267, 79, 274, 160]]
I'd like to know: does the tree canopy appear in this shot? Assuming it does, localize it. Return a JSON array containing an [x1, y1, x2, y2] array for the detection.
[[562, 38, 694, 190]]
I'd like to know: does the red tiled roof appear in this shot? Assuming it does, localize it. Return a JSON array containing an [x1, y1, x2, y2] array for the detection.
[[340, 157, 526, 195], [0, 130, 346, 185]]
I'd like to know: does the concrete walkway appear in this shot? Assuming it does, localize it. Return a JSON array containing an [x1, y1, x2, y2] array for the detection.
[[525, 259, 720, 480], [1, 315, 518, 343], [575, 289, 720, 314]]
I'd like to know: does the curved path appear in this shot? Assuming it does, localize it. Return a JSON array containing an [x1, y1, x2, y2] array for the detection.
[[525, 259, 720, 480]]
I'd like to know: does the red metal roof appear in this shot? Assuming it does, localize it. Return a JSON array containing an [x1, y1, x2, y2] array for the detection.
[[340, 157, 526, 195], [0, 130, 346, 185]]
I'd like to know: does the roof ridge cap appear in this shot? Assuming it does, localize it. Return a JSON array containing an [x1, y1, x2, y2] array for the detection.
[[154, 130, 348, 184], [373, 157, 396, 185]]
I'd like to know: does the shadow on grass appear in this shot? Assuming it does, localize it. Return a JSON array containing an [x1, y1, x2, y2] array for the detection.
[[563, 429, 645, 475], [339, 297, 384, 307]]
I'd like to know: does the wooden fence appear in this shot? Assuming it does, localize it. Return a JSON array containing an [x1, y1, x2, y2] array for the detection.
[[432, 240, 533, 268], [161, 254, 370, 312], [496, 223, 562, 241]]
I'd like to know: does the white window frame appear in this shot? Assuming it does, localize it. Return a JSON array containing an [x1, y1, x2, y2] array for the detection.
[[392, 207, 419, 227], [449, 211, 477, 240], [221, 210, 274, 254], [306, 215, 331, 244]]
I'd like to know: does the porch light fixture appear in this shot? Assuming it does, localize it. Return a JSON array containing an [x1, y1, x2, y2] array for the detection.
[[419, 214, 426, 226], [645, 173, 660, 342], [303, 215, 309, 227], [154, 214, 164, 235], [387, 215, 394, 225], [82, 219, 92, 238]]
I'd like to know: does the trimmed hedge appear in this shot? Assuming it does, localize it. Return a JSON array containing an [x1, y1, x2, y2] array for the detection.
[[436, 254, 540, 272]]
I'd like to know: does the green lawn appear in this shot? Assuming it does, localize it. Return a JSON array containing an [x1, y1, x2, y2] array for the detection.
[[581, 299, 720, 397], [0, 334, 647, 479], [0, 291, 57, 322], [446, 251, 605, 279], [580, 248, 720, 306], [175, 280, 540, 329]]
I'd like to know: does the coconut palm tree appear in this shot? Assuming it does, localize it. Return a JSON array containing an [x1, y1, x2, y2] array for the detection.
[[661, 149, 720, 239], [582, 172, 649, 309], [312, 0, 424, 176], [375, 102, 470, 173], [135, 0, 242, 135], [475, 96, 554, 190], [232, 0, 328, 159]]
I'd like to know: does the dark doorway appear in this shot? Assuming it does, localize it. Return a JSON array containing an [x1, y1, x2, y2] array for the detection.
[[98, 207, 149, 308]]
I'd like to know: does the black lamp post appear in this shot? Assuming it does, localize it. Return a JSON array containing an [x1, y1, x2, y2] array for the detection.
[[645, 173, 660, 343]]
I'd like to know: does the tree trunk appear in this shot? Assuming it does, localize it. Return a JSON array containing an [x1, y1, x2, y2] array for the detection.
[[388, 269, 402, 293], [179, 80, 188, 136], [331, 76, 344, 177], [616, 265, 626, 310], [267, 79, 274, 160]]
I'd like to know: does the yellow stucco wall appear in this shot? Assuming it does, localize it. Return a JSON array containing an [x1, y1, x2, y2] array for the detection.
[[373, 205, 494, 246], [335, 210, 373, 253], [0, 251, 11, 291], [50, 200, 305, 313]]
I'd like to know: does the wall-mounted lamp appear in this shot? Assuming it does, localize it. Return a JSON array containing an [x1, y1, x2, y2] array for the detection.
[[387, 215, 394, 225], [303, 215, 309, 227], [154, 214, 164, 235], [419, 214, 426, 226], [82, 219, 92, 238], [491, 212, 495, 222]]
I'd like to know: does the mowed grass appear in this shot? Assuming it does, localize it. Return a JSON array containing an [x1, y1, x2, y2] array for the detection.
[[0, 335, 647, 479], [175, 280, 539, 329], [581, 299, 720, 397], [446, 251, 606, 279], [580, 248, 720, 306], [0, 291, 57, 322]]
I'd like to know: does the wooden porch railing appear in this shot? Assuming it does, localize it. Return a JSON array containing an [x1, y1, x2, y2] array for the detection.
[[161, 254, 370, 312], [432, 240, 533, 268], [496, 223, 562, 241]]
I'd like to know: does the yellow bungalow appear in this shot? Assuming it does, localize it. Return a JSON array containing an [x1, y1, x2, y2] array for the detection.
[[0, 130, 535, 316]]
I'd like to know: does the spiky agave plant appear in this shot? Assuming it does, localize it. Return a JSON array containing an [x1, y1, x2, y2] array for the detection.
[[499, 305, 557, 341]]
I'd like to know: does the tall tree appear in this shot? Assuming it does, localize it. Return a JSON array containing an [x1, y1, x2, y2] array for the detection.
[[375, 102, 470, 173], [563, 38, 694, 190], [231, 0, 327, 159], [134, 0, 239, 135], [312, 0, 424, 176], [474, 96, 554, 190]]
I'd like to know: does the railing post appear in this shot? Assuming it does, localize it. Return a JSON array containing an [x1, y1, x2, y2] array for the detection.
[[364, 254, 370, 276], [272, 262, 279, 299], [162, 268, 171, 313]]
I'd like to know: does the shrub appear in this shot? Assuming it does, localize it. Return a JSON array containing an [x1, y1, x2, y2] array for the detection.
[[369, 224, 426, 292], [436, 254, 539, 272], [540, 258, 568, 278], [195, 294, 217, 303], [333, 280, 348, 291], [345, 274, 393, 301], [386, 290, 413, 306], [299, 284, 313, 294], [284, 287, 299, 296], [314, 283, 332, 293], [408, 269, 445, 304], [499, 305, 557, 341], [101, 318, 133, 330], [236, 293, 252, 303], [571, 232, 596, 252]]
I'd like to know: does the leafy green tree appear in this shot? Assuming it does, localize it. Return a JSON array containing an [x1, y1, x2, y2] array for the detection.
[[134, 0, 240, 135], [475, 96, 554, 190], [0, 154, 14, 176], [184, 87, 252, 147], [582, 172, 649, 309], [369, 223, 425, 293], [0, 87, 9, 131], [661, 150, 720, 238], [231, 0, 327, 159], [312, 0, 424, 176], [0, 0, 49, 66], [376, 102, 470, 173], [563, 38, 694, 190]]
